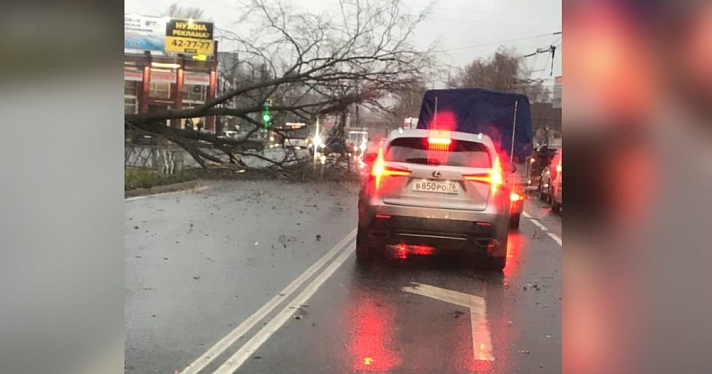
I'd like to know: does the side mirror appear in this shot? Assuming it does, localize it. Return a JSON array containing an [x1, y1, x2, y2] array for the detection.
[[362, 152, 377, 165]]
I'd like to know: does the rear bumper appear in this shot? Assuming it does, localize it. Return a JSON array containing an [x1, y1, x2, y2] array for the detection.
[[359, 204, 509, 257]]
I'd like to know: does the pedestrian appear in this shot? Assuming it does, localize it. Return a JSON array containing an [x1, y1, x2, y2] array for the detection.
[[185, 118, 194, 130]]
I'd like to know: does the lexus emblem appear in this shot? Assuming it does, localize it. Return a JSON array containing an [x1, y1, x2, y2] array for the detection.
[[432, 170, 442, 178]]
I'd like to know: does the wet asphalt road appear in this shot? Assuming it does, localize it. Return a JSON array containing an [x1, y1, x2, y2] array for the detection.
[[125, 181, 561, 374]]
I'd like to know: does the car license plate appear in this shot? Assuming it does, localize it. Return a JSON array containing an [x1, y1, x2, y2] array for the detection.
[[413, 180, 459, 194]]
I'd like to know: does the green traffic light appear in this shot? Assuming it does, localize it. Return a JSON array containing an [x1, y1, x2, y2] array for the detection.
[[263, 114, 271, 122]]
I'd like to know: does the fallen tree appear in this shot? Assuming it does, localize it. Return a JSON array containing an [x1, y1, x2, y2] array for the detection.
[[125, 0, 434, 173]]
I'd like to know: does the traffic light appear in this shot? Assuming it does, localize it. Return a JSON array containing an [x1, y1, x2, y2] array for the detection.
[[262, 99, 273, 128]]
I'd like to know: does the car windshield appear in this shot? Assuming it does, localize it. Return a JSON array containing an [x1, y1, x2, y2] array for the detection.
[[385, 137, 491, 168]]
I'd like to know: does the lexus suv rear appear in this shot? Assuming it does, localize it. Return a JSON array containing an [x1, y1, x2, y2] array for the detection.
[[357, 129, 511, 270]]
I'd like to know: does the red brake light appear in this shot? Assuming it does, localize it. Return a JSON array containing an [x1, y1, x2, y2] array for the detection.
[[382, 167, 411, 176], [462, 155, 503, 196], [371, 147, 411, 189], [463, 173, 491, 183], [491, 156, 503, 194], [427, 130, 452, 165], [427, 138, 452, 145], [510, 192, 523, 202]]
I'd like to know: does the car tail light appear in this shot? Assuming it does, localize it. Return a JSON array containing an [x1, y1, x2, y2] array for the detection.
[[427, 130, 452, 165], [491, 156, 503, 193], [510, 192, 523, 202], [427, 137, 452, 145], [556, 161, 562, 174], [372, 148, 411, 188], [463, 173, 492, 183], [462, 156, 504, 195]]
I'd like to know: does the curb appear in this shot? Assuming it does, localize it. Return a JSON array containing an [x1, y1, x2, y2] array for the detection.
[[125, 180, 201, 199]]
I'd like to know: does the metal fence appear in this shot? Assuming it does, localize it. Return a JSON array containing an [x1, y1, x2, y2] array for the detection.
[[125, 145, 186, 175]]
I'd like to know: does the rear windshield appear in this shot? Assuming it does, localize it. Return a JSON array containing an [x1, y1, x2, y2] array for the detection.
[[385, 137, 491, 168]]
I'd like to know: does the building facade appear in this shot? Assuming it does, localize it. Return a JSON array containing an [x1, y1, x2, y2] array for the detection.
[[124, 42, 219, 132]]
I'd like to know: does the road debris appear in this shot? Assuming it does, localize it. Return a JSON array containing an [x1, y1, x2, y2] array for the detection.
[[452, 310, 466, 318]]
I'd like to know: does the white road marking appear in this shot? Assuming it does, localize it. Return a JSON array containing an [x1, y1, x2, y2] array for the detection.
[[402, 283, 494, 362], [529, 219, 549, 232], [522, 211, 532, 218], [180, 228, 357, 374], [547, 232, 562, 246], [124, 186, 210, 201], [212, 240, 356, 374]]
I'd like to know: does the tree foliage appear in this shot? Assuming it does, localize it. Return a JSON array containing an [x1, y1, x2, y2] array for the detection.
[[448, 49, 551, 103], [447, 49, 560, 143], [165, 3, 206, 20]]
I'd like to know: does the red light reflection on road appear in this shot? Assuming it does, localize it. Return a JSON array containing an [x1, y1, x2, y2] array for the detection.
[[394, 244, 408, 260], [390, 244, 435, 259], [503, 232, 526, 277], [469, 358, 493, 373], [409, 245, 434, 256], [349, 293, 402, 372]]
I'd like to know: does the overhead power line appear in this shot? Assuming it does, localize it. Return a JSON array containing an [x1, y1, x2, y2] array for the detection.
[[426, 5, 561, 23], [437, 31, 562, 53]]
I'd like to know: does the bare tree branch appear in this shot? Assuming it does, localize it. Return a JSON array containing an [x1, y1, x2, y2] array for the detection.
[[127, 0, 433, 171]]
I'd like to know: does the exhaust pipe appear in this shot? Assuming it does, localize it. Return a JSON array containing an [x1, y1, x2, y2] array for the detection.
[[475, 238, 499, 248]]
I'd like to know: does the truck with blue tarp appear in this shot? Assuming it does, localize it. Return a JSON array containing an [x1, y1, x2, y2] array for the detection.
[[417, 87, 534, 228]]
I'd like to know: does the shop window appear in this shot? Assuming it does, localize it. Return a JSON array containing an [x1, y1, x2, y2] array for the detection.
[[183, 84, 207, 103], [124, 80, 139, 96], [124, 80, 139, 114], [124, 97, 138, 114], [149, 82, 172, 99]]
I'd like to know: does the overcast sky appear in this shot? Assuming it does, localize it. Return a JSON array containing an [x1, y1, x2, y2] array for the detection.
[[125, 0, 561, 87]]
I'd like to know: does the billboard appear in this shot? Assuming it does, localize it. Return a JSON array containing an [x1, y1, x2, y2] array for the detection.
[[165, 19, 214, 56], [124, 15, 166, 52]]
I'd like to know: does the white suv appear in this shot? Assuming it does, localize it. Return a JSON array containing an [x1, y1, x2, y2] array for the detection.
[[357, 129, 512, 270]]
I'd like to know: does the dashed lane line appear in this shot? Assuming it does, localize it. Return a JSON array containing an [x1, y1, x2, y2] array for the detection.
[[524, 211, 562, 246], [530, 219, 549, 232]]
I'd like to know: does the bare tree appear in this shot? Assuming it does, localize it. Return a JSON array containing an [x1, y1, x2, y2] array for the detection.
[[165, 3, 207, 20], [378, 79, 428, 126], [448, 49, 550, 101], [127, 0, 433, 172], [447, 49, 559, 143]]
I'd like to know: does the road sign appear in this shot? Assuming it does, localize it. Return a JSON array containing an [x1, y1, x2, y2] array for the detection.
[[165, 19, 214, 55]]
